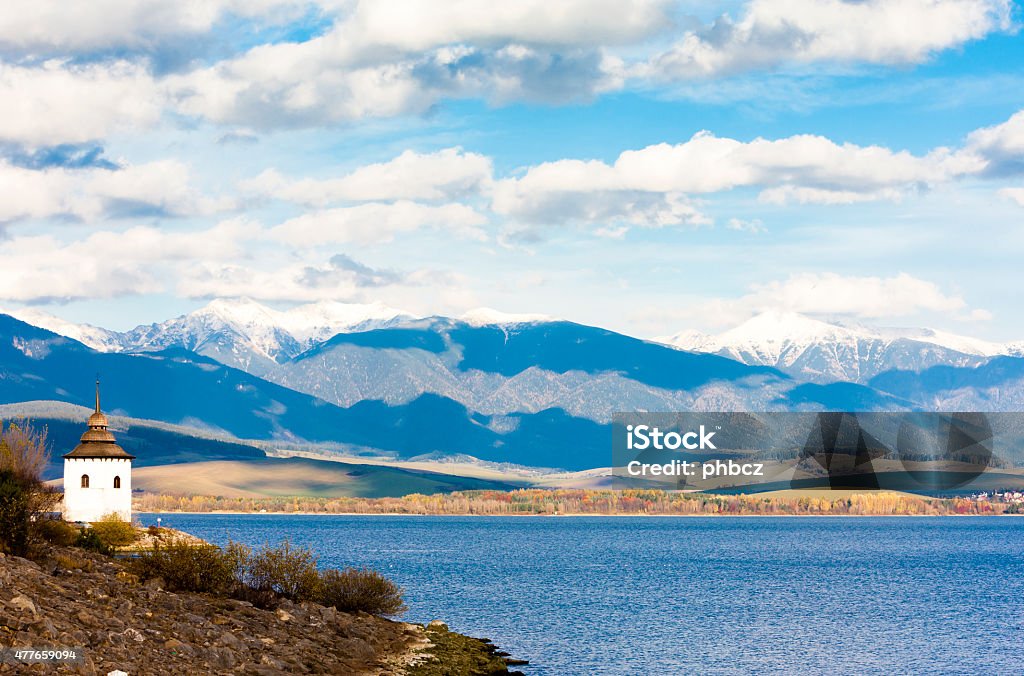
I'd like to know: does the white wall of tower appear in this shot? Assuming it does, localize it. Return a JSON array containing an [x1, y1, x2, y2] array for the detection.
[[62, 457, 132, 522]]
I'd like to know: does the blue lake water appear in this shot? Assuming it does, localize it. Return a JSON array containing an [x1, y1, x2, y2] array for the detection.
[[140, 514, 1024, 675]]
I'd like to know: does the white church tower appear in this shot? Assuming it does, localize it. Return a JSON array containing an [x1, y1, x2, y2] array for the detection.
[[63, 380, 134, 523]]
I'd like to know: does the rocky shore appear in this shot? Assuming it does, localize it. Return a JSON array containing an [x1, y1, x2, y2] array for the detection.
[[0, 546, 524, 675]]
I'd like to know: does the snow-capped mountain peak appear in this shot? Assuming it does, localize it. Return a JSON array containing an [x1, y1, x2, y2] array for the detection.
[[274, 300, 415, 342], [459, 307, 554, 326], [0, 306, 124, 352], [124, 298, 417, 372], [658, 311, 1009, 384], [1, 298, 417, 375]]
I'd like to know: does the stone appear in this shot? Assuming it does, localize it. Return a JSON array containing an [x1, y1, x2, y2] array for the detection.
[[260, 654, 286, 669], [207, 646, 237, 669], [76, 609, 101, 627], [275, 608, 294, 622], [9, 595, 36, 614], [218, 630, 245, 650], [31, 617, 59, 638], [335, 637, 376, 661], [123, 627, 145, 643], [428, 619, 448, 630]]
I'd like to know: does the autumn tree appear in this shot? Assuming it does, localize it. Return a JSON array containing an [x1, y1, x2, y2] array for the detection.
[[0, 420, 60, 556]]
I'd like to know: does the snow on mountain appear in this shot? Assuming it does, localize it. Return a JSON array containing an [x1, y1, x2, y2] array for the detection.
[[119, 298, 415, 374], [274, 300, 416, 343], [657, 311, 1000, 384], [459, 307, 554, 326], [0, 307, 125, 352], [881, 326, 1006, 357], [1, 299, 416, 376]]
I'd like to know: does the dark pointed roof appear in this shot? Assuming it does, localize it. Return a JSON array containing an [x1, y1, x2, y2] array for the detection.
[[63, 379, 135, 460]]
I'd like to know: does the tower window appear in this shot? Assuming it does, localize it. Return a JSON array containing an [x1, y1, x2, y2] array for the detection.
[[113, 476, 121, 489], [81, 474, 90, 488]]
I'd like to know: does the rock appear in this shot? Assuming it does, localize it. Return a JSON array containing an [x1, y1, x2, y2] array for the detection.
[[428, 619, 449, 630], [115, 571, 139, 585], [123, 627, 145, 643], [11, 556, 41, 571], [143, 576, 164, 591], [260, 654, 286, 669], [164, 637, 193, 655], [31, 617, 58, 638], [107, 671, 129, 676], [9, 595, 36, 614], [275, 608, 294, 622], [206, 646, 237, 670], [218, 630, 245, 650], [335, 637, 376, 661], [76, 609, 101, 627]]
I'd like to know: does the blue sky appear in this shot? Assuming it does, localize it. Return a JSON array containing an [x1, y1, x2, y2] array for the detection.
[[1, 0, 1024, 340]]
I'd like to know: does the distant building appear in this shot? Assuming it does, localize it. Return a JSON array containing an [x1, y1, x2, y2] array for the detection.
[[62, 380, 134, 522]]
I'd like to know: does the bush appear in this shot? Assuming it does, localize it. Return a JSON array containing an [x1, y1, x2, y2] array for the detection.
[[38, 518, 81, 546], [54, 551, 93, 572], [245, 539, 321, 602], [315, 567, 407, 616], [90, 513, 137, 547], [0, 422, 60, 557], [0, 470, 30, 556], [130, 538, 237, 595], [75, 528, 112, 555], [128, 537, 406, 616]]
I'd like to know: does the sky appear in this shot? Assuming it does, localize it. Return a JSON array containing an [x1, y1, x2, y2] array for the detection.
[[1, 0, 1024, 340]]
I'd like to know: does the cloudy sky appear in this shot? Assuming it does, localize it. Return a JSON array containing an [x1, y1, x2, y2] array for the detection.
[[2, 0, 1023, 339]]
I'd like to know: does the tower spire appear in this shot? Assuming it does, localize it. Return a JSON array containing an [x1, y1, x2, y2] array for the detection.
[[95, 375, 101, 414]]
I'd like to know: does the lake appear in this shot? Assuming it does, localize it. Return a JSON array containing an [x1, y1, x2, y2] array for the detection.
[[140, 514, 1024, 675]]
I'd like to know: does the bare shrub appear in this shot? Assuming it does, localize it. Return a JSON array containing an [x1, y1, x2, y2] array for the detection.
[[130, 538, 237, 595], [245, 539, 321, 602], [38, 518, 81, 546], [0, 421, 59, 557], [315, 567, 407, 616]]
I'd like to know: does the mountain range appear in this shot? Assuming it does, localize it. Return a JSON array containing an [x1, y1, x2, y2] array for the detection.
[[3, 300, 1024, 472], [658, 310, 1024, 385]]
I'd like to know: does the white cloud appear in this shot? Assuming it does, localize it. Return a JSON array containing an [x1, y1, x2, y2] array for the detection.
[[964, 109, 1024, 174], [0, 1, 1013, 138], [999, 187, 1024, 206], [681, 272, 980, 328], [243, 148, 493, 205], [726, 217, 766, 233], [162, 0, 670, 128], [338, 0, 671, 53], [0, 220, 255, 302], [0, 1, 334, 54], [494, 182, 710, 231], [0, 60, 160, 146], [757, 186, 905, 205], [167, 39, 615, 127], [646, 0, 1012, 79], [0, 159, 229, 223], [176, 257, 475, 309], [492, 131, 981, 229], [268, 200, 488, 245]]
